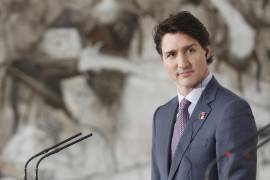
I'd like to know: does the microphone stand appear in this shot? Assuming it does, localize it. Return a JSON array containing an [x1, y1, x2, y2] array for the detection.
[[204, 123, 270, 180], [222, 137, 270, 180], [35, 133, 93, 180], [24, 132, 82, 180]]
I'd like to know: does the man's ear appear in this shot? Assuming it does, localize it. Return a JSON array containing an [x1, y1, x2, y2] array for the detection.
[[205, 46, 212, 59]]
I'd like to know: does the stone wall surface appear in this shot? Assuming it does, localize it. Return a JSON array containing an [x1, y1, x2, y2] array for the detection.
[[0, 0, 270, 180]]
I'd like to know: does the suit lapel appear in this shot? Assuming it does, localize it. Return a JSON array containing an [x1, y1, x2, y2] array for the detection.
[[190, 100, 211, 139], [168, 77, 219, 180], [191, 77, 219, 137], [164, 97, 179, 177]]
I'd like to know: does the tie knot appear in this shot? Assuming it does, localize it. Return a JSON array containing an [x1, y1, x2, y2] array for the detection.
[[179, 98, 191, 110]]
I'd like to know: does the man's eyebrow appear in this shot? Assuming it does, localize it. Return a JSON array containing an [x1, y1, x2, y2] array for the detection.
[[163, 43, 197, 55], [182, 43, 196, 51], [164, 49, 176, 55]]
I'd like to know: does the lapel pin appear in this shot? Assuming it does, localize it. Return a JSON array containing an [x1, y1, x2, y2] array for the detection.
[[199, 112, 207, 120]]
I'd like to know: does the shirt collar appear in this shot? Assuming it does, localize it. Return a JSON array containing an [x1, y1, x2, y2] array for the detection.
[[177, 72, 213, 106]]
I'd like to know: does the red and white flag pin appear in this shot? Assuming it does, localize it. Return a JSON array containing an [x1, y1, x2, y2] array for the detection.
[[199, 112, 207, 120]]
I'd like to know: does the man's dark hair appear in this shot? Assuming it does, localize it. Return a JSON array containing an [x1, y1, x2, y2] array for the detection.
[[152, 11, 213, 64]]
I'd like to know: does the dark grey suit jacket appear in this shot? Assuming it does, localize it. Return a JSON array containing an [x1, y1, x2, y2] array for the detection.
[[151, 77, 257, 180]]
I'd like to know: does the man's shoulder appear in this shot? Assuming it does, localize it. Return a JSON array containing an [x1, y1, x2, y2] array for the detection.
[[208, 77, 247, 103], [212, 84, 252, 113], [154, 96, 178, 114], [216, 85, 247, 103]]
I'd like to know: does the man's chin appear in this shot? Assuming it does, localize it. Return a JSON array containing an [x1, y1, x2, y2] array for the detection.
[[176, 81, 196, 91], [176, 79, 195, 87], [177, 77, 205, 88]]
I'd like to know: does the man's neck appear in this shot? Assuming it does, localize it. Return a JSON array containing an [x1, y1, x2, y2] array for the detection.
[[177, 72, 211, 96], [177, 87, 193, 96]]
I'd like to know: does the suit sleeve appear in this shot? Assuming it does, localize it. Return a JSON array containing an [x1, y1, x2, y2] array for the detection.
[[151, 107, 161, 180], [216, 99, 257, 180]]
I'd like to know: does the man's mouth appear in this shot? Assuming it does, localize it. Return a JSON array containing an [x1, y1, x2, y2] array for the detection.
[[176, 70, 194, 77]]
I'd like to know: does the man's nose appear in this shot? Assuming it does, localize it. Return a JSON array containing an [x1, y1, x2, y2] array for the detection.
[[176, 54, 189, 68]]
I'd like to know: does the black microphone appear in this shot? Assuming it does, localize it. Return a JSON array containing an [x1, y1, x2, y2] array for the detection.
[[35, 132, 93, 180], [24, 132, 82, 180], [204, 123, 270, 180]]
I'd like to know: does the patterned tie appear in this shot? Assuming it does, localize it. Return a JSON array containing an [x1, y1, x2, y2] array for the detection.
[[171, 98, 191, 159]]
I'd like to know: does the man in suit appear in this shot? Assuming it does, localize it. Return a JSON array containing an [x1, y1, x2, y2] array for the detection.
[[151, 11, 257, 180]]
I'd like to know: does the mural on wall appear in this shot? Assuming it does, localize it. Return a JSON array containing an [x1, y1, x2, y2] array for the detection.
[[0, 0, 270, 179]]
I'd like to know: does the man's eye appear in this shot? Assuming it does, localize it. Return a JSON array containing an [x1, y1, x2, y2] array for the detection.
[[167, 52, 175, 58], [188, 48, 196, 53]]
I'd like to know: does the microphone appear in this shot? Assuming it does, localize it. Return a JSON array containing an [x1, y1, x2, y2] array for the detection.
[[204, 123, 270, 180], [35, 132, 93, 180], [24, 132, 82, 180]]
